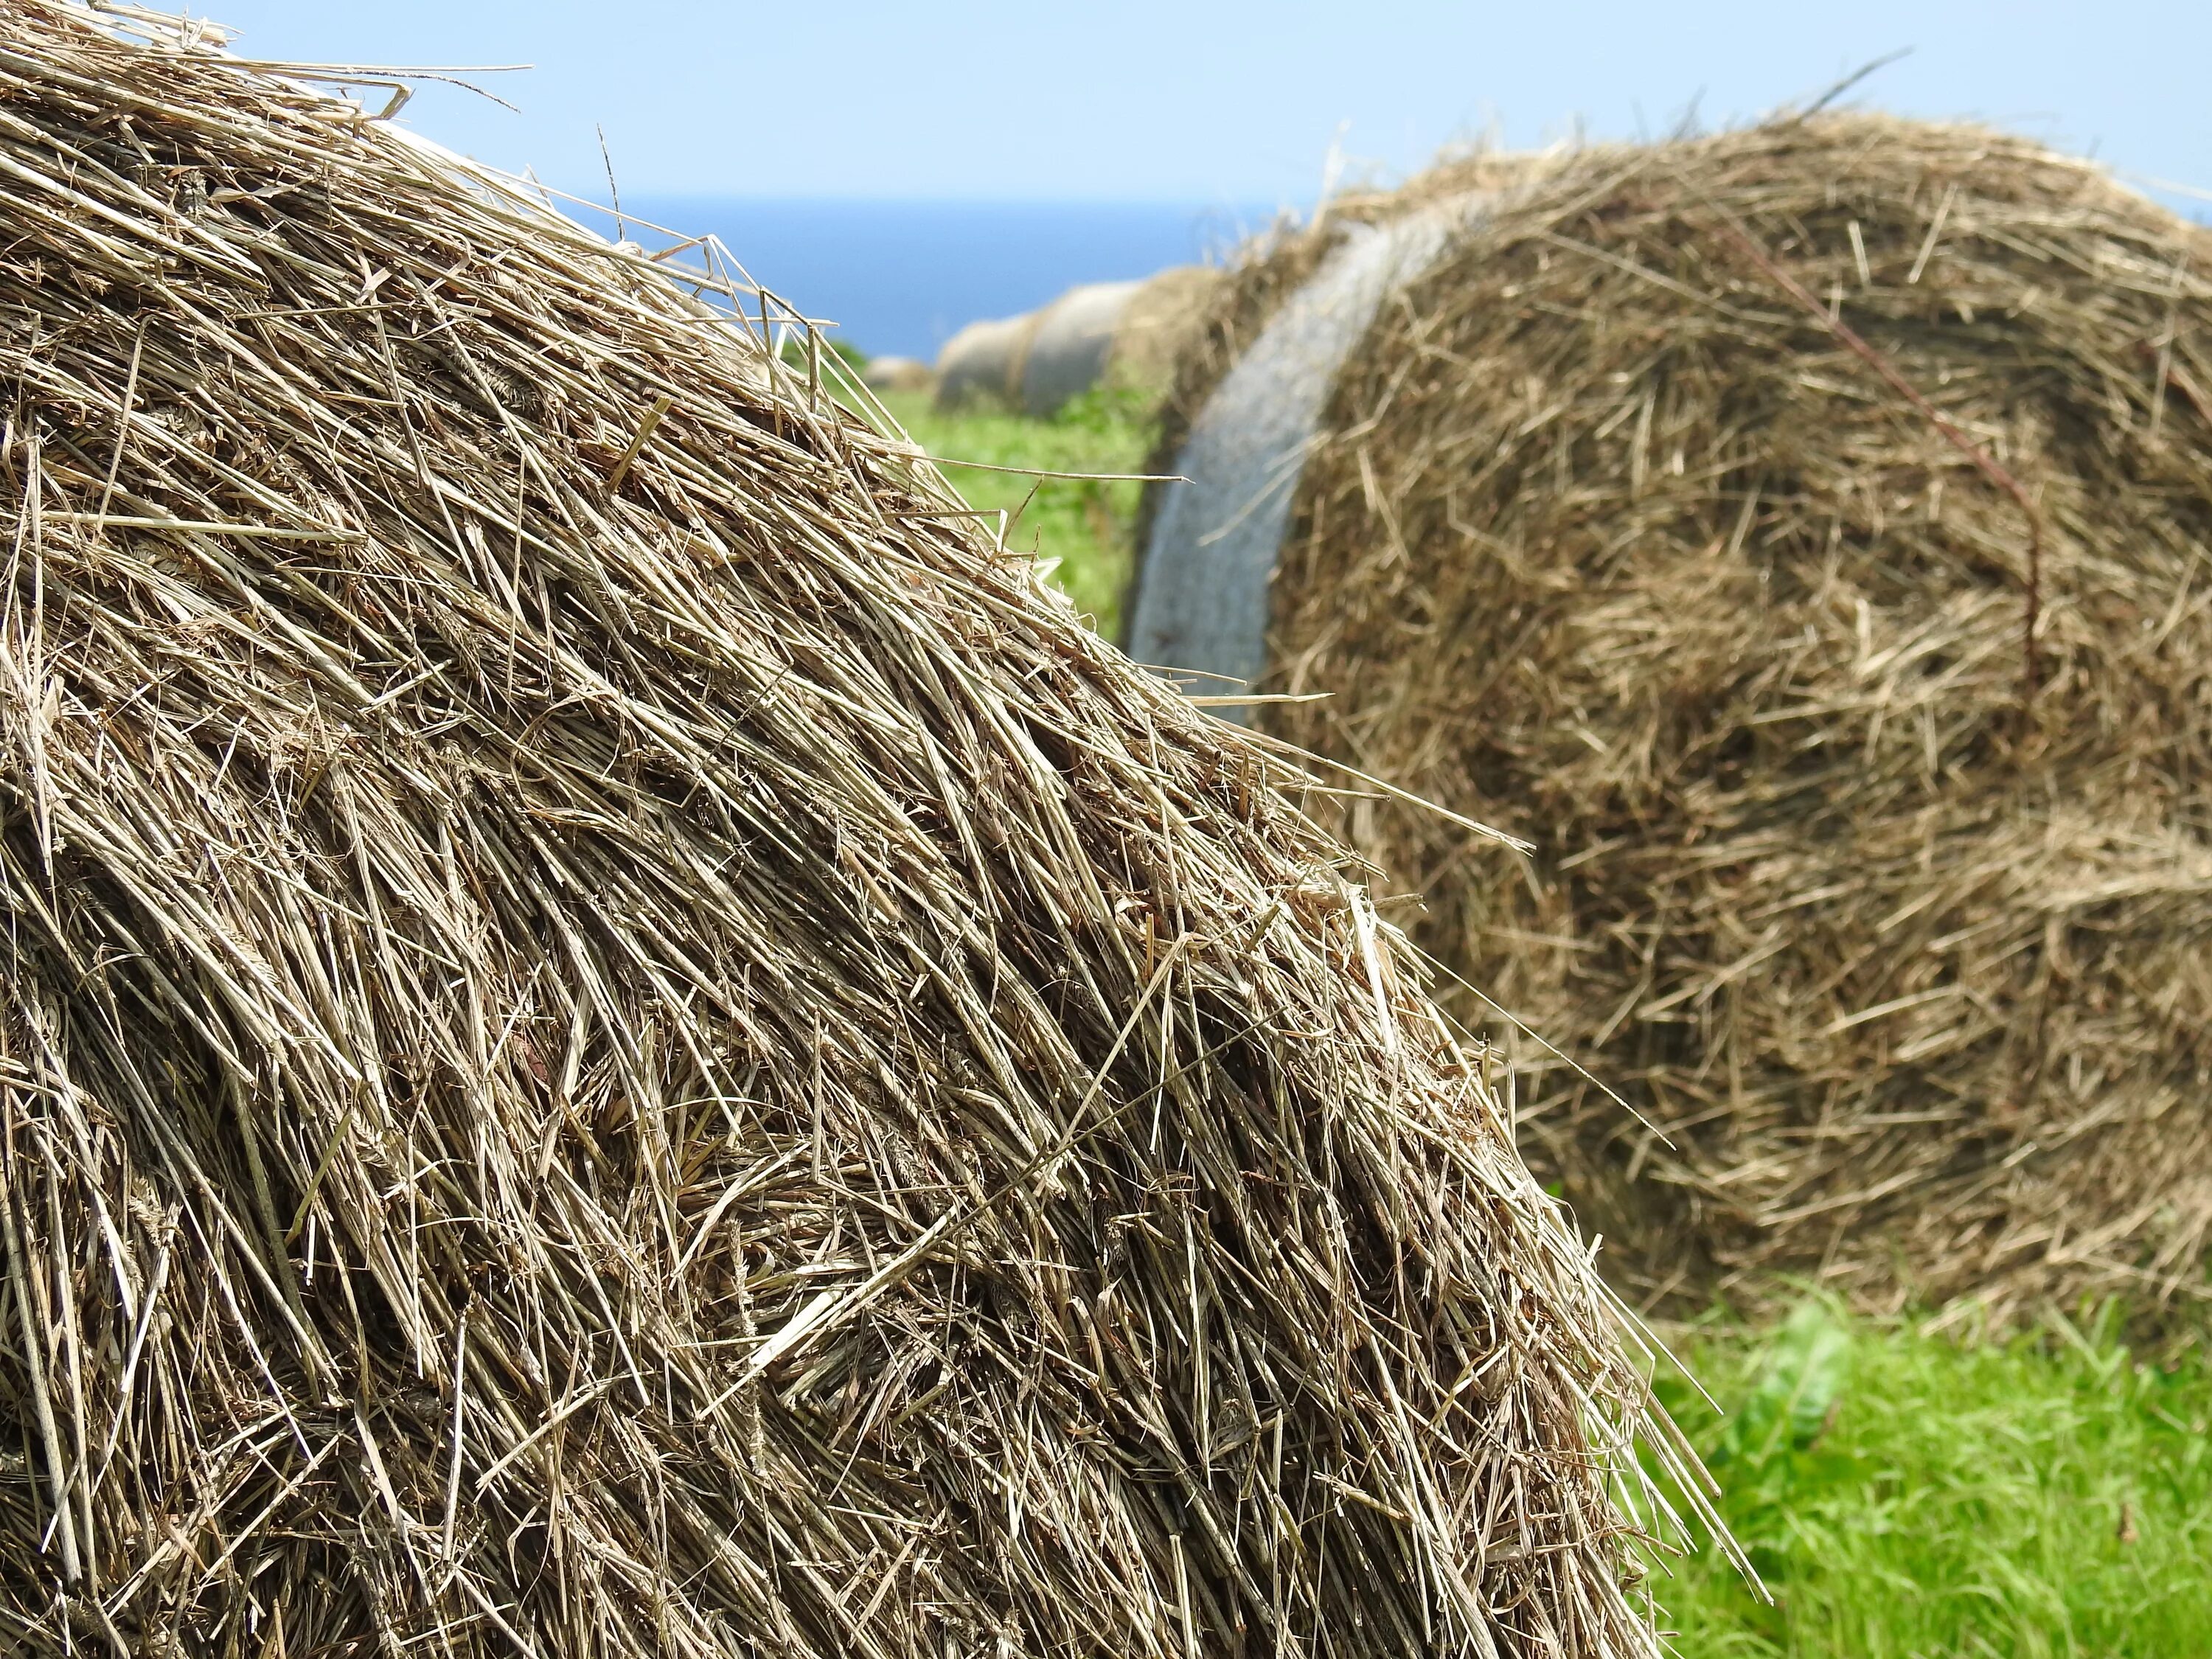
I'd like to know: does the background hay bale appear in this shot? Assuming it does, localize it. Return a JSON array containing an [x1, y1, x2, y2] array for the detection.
[[1133, 116, 2212, 1323], [860, 352, 934, 392], [1135, 152, 1549, 494], [1075, 265, 1226, 414], [0, 6, 1711, 1653], [1016, 277, 1144, 415], [935, 267, 1225, 417], [1099, 264, 1223, 402], [932, 310, 1039, 408]]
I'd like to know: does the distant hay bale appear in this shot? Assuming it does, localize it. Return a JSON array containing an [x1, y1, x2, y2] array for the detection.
[[1023, 269, 1226, 417], [931, 310, 1038, 408], [1102, 263, 1228, 401], [936, 268, 1224, 417], [0, 6, 1710, 1654], [1015, 278, 1144, 415], [860, 352, 933, 392], [1132, 116, 2212, 1322]]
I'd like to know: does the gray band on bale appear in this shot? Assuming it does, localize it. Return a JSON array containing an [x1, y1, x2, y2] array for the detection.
[[1133, 116, 2212, 1322], [1127, 198, 1484, 714], [0, 7, 1717, 1655]]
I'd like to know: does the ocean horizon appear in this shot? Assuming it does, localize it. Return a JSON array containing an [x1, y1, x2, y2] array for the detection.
[[611, 197, 1288, 362]]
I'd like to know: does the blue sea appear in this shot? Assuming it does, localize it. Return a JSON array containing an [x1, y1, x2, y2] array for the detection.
[[613, 198, 1282, 362]]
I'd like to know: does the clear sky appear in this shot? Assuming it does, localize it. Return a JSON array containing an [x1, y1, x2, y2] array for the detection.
[[198, 1, 2208, 211]]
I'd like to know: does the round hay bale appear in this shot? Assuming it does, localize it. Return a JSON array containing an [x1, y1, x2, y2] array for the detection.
[[0, 8, 1709, 1654], [1131, 116, 2212, 1322], [1018, 278, 1144, 417], [939, 269, 1231, 422], [1103, 263, 1228, 403], [861, 352, 934, 393], [1022, 268, 1228, 417], [932, 311, 1037, 408]]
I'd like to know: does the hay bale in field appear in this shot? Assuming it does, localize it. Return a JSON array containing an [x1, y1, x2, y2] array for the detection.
[[0, 7, 1711, 1654], [1099, 262, 1225, 400], [860, 352, 933, 392], [936, 267, 1225, 417], [933, 311, 1038, 408], [1022, 268, 1227, 416], [1015, 278, 1144, 415], [1130, 115, 2212, 1322]]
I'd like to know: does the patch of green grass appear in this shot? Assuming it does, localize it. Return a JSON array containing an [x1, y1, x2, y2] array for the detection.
[[1649, 1301, 2212, 1657], [875, 387, 1152, 638]]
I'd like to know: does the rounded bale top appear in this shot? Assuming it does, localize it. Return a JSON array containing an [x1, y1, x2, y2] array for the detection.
[[0, 5, 1710, 1655]]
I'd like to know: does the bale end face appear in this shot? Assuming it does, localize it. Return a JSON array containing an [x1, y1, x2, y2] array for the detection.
[[1141, 114, 2212, 1324]]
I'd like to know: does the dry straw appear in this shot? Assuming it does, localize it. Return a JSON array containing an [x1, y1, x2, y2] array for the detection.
[[1158, 116, 2212, 1323], [0, 4, 1710, 1652]]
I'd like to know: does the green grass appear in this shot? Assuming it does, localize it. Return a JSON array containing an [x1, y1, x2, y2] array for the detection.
[[1649, 1303, 2212, 1658], [874, 387, 1152, 637], [880, 394, 2212, 1659]]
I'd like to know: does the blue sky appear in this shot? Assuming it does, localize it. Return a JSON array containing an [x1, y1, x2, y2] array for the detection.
[[202, 1, 2208, 210]]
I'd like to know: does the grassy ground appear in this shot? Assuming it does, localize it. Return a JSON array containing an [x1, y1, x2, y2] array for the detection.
[[874, 387, 1149, 639], [887, 390, 2212, 1658], [1650, 1304, 2212, 1657]]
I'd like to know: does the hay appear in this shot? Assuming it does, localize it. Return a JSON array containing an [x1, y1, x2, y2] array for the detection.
[[1012, 279, 1144, 417], [932, 310, 1039, 410], [0, 6, 1708, 1652], [1138, 115, 2212, 1322], [1137, 153, 1544, 501], [936, 268, 1225, 417], [860, 354, 934, 394], [1099, 265, 1222, 402]]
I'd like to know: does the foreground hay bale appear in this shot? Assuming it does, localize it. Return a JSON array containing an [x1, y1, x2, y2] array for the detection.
[[0, 7, 1703, 1652], [1132, 116, 2212, 1321]]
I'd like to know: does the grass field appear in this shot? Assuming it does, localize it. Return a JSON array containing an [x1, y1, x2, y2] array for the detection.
[[877, 387, 1147, 638], [888, 386, 2212, 1657], [1650, 1304, 2212, 1656]]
